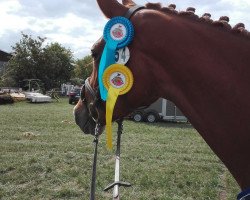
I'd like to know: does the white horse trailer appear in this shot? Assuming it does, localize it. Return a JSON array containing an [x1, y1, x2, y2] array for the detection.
[[130, 98, 187, 123]]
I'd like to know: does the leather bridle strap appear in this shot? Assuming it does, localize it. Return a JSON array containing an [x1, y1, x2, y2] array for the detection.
[[90, 126, 100, 200], [85, 78, 96, 99], [124, 5, 145, 19]]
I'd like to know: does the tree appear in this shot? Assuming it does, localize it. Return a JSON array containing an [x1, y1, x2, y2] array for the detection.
[[0, 66, 15, 87], [43, 42, 74, 89], [74, 55, 92, 81], [6, 33, 74, 90]]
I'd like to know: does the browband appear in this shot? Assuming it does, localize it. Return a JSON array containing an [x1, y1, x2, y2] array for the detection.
[[124, 5, 145, 19]]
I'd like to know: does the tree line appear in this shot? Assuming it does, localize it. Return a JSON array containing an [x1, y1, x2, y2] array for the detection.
[[0, 33, 93, 91]]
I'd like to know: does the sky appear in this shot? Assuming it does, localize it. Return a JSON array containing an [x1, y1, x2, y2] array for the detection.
[[1, 0, 250, 59]]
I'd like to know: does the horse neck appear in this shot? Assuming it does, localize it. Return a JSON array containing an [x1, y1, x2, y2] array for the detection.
[[133, 12, 250, 189], [137, 14, 250, 100]]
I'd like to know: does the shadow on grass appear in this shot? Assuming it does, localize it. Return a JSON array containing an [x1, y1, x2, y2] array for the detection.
[[127, 119, 193, 129]]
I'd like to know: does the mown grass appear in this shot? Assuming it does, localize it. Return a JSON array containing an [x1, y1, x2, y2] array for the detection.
[[0, 99, 239, 199]]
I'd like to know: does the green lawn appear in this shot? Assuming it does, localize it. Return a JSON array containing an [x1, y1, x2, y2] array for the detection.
[[0, 99, 239, 199]]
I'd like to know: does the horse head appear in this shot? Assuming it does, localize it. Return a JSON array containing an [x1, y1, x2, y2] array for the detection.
[[74, 0, 163, 134]]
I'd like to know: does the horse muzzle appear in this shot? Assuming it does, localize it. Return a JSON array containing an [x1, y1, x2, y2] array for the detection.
[[74, 100, 105, 135]]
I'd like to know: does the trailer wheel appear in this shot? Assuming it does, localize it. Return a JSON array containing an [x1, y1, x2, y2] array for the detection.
[[132, 111, 144, 122], [145, 112, 159, 123]]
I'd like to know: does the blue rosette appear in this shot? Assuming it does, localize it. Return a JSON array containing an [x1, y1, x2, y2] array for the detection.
[[98, 16, 134, 101], [103, 16, 134, 49]]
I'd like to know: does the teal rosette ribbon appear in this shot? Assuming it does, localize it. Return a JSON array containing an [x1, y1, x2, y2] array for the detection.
[[98, 16, 134, 101]]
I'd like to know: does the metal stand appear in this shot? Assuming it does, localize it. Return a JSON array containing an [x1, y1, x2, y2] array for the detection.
[[104, 120, 131, 199], [89, 124, 101, 200]]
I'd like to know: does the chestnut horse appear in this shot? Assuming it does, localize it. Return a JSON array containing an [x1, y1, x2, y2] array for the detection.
[[74, 0, 250, 197]]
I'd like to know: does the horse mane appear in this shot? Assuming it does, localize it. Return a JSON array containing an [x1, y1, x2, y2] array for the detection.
[[145, 2, 162, 10], [143, 2, 250, 40]]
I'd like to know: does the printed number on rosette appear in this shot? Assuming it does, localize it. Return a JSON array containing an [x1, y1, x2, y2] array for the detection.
[[115, 47, 130, 65], [98, 17, 134, 101]]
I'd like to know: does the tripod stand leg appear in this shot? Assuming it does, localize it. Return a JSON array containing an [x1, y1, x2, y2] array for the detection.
[[103, 119, 132, 199]]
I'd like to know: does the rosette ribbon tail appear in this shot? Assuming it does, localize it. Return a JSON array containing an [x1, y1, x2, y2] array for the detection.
[[106, 87, 121, 149], [98, 41, 117, 101]]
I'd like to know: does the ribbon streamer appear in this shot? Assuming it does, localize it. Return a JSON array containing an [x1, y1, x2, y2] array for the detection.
[[98, 41, 117, 100], [106, 87, 121, 149]]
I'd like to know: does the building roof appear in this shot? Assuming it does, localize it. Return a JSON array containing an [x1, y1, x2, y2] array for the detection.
[[0, 50, 12, 62]]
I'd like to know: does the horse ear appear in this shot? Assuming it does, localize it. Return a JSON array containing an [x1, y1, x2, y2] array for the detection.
[[96, 0, 128, 19], [122, 0, 136, 6]]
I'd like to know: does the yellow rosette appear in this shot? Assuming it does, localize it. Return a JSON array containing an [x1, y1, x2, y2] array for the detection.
[[103, 64, 133, 149]]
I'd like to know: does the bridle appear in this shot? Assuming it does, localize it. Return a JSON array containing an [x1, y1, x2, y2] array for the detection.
[[84, 78, 96, 100], [80, 5, 145, 122], [80, 5, 145, 200], [80, 78, 100, 123]]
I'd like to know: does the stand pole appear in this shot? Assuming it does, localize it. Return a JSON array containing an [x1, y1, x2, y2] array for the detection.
[[104, 119, 131, 199]]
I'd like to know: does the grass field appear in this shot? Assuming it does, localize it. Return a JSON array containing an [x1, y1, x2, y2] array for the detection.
[[0, 99, 240, 199]]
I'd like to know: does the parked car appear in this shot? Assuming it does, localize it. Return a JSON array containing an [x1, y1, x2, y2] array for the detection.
[[68, 88, 81, 104]]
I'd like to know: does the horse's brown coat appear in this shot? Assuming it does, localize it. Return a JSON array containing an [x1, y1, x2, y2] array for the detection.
[[74, 0, 250, 192]]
